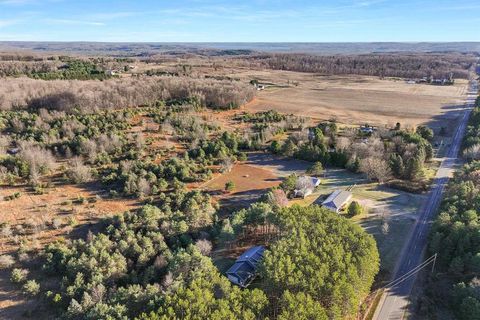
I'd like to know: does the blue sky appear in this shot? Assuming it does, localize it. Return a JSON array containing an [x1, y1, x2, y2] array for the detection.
[[0, 0, 479, 42]]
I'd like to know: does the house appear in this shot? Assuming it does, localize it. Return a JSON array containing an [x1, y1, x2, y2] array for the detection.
[[226, 246, 265, 288], [359, 125, 375, 134], [6, 148, 20, 155], [105, 69, 118, 76], [321, 190, 352, 213], [294, 176, 321, 198]]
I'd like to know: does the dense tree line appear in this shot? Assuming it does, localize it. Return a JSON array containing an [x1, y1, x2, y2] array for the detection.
[[463, 96, 480, 160], [225, 204, 379, 319], [28, 59, 112, 81], [268, 120, 433, 191], [0, 54, 136, 78], [101, 157, 212, 198], [242, 53, 475, 79], [425, 161, 480, 318], [40, 196, 223, 319], [424, 94, 480, 319], [0, 76, 255, 112], [23, 199, 378, 319], [0, 108, 135, 185]]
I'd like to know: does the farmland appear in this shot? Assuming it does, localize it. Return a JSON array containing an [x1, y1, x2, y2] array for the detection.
[[237, 70, 469, 128]]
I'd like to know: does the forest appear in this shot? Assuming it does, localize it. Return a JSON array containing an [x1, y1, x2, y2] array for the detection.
[[241, 53, 476, 79], [0, 76, 255, 112], [11, 202, 378, 319]]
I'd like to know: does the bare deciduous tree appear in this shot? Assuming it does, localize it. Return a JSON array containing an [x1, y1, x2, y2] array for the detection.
[[359, 157, 391, 183], [295, 175, 315, 196], [220, 157, 234, 173], [195, 239, 213, 256], [66, 157, 92, 183]]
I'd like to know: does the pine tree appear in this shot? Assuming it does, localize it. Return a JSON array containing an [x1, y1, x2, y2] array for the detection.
[[406, 156, 424, 181]]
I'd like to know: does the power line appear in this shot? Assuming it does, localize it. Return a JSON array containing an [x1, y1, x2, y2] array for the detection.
[[384, 253, 437, 289]]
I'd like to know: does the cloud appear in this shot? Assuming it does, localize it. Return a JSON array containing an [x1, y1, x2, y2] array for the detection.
[[43, 18, 105, 26], [89, 11, 139, 20], [0, 0, 61, 5], [0, 18, 21, 27], [0, 0, 33, 4]]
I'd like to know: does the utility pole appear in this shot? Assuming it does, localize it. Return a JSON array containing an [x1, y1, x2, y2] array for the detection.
[[431, 253, 437, 274]]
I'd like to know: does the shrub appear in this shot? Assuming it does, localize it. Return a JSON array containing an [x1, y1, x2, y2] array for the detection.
[[348, 201, 364, 216], [10, 268, 28, 283], [306, 161, 324, 176], [0, 254, 15, 269], [4, 192, 21, 201], [225, 181, 235, 193], [65, 157, 92, 183], [22, 280, 40, 296]]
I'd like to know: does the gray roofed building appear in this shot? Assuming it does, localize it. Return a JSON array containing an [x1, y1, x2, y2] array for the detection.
[[321, 190, 352, 213], [293, 176, 321, 198], [226, 246, 265, 288]]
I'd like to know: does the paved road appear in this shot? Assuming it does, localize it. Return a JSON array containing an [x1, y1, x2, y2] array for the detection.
[[373, 79, 479, 320]]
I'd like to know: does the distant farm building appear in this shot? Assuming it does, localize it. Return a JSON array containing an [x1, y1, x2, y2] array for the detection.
[[226, 246, 265, 288], [359, 125, 375, 134], [105, 69, 118, 76], [6, 147, 20, 155], [410, 74, 454, 86], [322, 190, 352, 213], [294, 176, 321, 198]]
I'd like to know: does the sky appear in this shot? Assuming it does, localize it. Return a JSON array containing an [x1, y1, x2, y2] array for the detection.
[[0, 0, 479, 42]]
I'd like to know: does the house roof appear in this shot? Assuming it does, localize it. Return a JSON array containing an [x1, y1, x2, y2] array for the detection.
[[310, 176, 321, 186], [237, 246, 265, 264], [322, 190, 352, 211], [226, 246, 265, 287]]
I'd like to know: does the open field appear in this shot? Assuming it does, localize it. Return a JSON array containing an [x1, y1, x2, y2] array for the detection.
[[202, 153, 311, 210], [223, 69, 469, 127], [202, 163, 280, 210]]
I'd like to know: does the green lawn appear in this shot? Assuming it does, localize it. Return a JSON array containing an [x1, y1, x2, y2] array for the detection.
[[360, 217, 414, 282]]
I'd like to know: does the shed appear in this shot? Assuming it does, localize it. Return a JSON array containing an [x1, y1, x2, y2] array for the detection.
[[321, 190, 352, 213], [226, 246, 265, 288]]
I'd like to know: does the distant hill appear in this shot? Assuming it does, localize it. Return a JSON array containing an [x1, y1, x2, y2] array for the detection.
[[0, 41, 479, 56]]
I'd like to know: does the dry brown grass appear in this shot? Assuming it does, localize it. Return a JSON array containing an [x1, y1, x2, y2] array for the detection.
[[0, 182, 137, 254], [221, 69, 468, 128], [203, 163, 280, 194]]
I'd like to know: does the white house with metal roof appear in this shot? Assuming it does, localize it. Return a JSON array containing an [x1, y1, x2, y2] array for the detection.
[[226, 246, 265, 288], [294, 176, 321, 198], [321, 190, 352, 213]]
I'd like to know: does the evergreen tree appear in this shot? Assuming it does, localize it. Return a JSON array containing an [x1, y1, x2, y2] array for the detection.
[[406, 156, 424, 181], [389, 154, 405, 178]]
